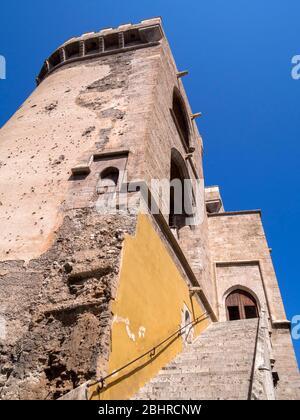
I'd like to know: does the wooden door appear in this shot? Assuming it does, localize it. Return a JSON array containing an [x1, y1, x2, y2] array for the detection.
[[226, 289, 258, 321]]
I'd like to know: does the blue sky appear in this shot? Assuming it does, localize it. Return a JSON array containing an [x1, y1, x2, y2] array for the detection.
[[0, 1, 299, 367]]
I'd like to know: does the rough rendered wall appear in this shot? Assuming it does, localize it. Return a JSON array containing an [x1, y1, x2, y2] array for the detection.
[[0, 46, 159, 262], [0, 44, 160, 399], [0, 210, 137, 400], [93, 214, 209, 401]]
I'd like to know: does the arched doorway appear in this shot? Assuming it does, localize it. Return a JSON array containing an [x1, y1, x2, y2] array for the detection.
[[225, 289, 258, 321]]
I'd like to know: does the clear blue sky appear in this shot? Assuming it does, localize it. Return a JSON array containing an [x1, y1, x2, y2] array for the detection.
[[1, 1, 299, 367]]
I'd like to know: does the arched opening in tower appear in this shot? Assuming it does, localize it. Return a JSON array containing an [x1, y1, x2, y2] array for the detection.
[[169, 152, 194, 231], [172, 90, 191, 151]]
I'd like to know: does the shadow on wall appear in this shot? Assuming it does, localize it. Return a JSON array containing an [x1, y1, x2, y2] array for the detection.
[[88, 312, 209, 400]]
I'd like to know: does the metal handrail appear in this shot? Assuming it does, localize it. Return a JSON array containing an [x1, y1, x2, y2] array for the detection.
[[87, 311, 210, 392]]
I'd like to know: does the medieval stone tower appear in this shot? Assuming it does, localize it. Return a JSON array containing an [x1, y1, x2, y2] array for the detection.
[[0, 18, 299, 400]]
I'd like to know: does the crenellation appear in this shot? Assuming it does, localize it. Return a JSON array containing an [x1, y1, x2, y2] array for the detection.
[[37, 19, 164, 85]]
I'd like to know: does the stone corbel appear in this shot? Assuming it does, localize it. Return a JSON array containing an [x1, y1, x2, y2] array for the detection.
[[272, 319, 291, 330], [71, 155, 93, 176], [177, 70, 189, 79]]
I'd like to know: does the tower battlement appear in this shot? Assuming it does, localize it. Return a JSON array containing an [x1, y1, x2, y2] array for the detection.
[[37, 18, 164, 84]]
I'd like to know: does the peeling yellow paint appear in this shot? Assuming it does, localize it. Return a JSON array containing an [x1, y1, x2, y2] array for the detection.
[[90, 214, 210, 400]]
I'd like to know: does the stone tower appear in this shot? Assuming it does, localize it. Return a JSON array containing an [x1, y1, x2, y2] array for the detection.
[[0, 18, 298, 400]]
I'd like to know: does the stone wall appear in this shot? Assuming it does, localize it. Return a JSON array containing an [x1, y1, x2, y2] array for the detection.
[[143, 36, 214, 312], [215, 262, 268, 322], [1, 16, 297, 401], [208, 210, 300, 399], [208, 211, 286, 321], [272, 327, 300, 399], [0, 209, 137, 400], [0, 41, 159, 262]]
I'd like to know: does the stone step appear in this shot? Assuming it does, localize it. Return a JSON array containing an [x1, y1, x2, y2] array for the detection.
[[148, 372, 250, 385], [193, 334, 255, 343], [160, 364, 251, 375], [134, 386, 250, 401], [133, 320, 258, 400], [198, 321, 257, 334], [192, 334, 256, 343], [173, 351, 254, 361], [192, 331, 253, 349]]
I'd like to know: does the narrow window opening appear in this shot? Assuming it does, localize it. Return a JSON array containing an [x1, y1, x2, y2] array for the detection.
[[124, 29, 142, 46], [169, 151, 194, 231], [169, 159, 185, 230], [65, 42, 80, 59], [245, 306, 258, 319], [85, 38, 99, 54], [49, 51, 61, 68], [228, 306, 240, 321], [172, 90, 190, 151], [104, 34, 119, 51]]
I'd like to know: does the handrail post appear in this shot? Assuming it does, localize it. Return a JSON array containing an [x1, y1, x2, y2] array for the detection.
[[250, 308, 276, 400]]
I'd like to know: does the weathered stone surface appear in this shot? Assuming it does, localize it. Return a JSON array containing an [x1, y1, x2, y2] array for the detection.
[[0, 210, 136, 400], [0, 17, 298, 401], [133, 319, 259, 400], [208, 210, 300, 399]]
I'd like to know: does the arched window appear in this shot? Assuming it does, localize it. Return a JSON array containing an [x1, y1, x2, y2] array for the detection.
[[226, 289, 259, 321], [97, 167, 119, 195], [172, 89, 190, 151], [169, 149, 194, 230]]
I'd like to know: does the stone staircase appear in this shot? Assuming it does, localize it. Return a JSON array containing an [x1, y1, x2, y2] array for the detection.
[[133, 319, 259, 400]]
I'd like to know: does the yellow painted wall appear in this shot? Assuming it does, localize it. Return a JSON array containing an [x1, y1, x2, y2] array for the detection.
[[90, 214, 210, 400]]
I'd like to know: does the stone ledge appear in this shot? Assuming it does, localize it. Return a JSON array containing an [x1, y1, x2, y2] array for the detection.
[[71, 149, 129, 176], [272, 319, 291, 330], [208, 209, 262, 217]]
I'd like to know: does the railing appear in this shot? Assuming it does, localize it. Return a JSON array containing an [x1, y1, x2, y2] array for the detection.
[[86, 311, 210, 396], [249, 309, 276, 400]]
